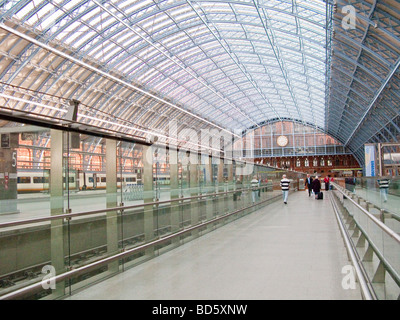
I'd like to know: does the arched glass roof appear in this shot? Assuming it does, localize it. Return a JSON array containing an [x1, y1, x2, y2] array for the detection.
[[0, 0, 327, 129], [0, 0, 399, 166]]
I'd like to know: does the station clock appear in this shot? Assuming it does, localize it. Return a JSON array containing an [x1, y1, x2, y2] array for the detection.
[[277, 135, 289, 147]]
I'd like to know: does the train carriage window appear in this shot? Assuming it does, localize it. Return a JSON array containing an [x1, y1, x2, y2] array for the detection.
[[101, 177, 107, 183], [126, 177, 136, 182], [33, 177, 44, 183], [18, 177, 31, 183]]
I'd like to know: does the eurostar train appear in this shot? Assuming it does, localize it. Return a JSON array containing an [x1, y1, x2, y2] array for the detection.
[[16, 170, 170, 193]]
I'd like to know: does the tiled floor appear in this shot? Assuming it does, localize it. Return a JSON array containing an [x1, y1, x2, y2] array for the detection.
[[68, 191, 362, 300]]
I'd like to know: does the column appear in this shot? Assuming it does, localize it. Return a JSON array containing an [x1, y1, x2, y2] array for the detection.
[[50, 129, 65, 297], [204, 154, 213, 193], [205, 155, 215, 233], [204, 155, 214, 221], [217, 158, 225, 216], [0, 132, 18, 214], [190, 154, 199, 237], [169, 148, 180, 242], [226, 159, 234, 213], [142, 145, 154, 257], [106, 139, 119, 272]]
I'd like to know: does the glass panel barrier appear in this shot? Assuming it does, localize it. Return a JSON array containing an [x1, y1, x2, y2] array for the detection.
[[337, 176, 400, 226], [332, 183, 400, 300], [357, 177, 400, 218], [0, 128, 52, 222], [0, 220, 56, 299], [0, 120, 307, 300]]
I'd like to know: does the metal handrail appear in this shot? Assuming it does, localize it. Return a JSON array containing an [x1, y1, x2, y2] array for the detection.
[[328, 192, 376, 300], [331, 182, 400, 244], [0, 185, 272, 229], [0, 193, 282, 300], [331, 182, 400, 290]]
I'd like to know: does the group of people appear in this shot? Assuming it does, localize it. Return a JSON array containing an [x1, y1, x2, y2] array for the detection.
[[279, 174, 333, 204], [235, 173, 337, 205], [237, 173, 392, 207], [304, 174, 333, 198]]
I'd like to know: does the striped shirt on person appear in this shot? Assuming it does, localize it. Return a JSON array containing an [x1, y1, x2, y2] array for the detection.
[[378, 179, 390, 189], [251, 179, 259, 191], [280, 178, 290, 191]]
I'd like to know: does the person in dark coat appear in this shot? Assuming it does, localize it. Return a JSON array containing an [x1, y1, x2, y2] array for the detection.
[[305, 174, 313, 197], [312, 176, 321, 198]]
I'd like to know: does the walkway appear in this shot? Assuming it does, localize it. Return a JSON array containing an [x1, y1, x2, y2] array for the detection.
[[68, 191, 362, 300]]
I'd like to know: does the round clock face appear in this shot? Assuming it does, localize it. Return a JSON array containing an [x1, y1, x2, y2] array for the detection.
[[277, 135, 289, 147]]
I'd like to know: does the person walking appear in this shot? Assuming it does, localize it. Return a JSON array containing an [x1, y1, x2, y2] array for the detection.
[[312, 176, 322, 199], [305, 174, 313, 197], [280, 174, 290, 204], [377, 177, 390, 203], [329, 176, 335, 190], [324, 176, 330, 191], [250, 176, 259, 203]]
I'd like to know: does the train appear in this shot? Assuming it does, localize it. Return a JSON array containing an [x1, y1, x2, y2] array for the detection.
[[15, 170, 170, 193]]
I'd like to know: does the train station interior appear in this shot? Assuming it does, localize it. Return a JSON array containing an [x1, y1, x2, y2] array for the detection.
[[0, 0, 399, 301]]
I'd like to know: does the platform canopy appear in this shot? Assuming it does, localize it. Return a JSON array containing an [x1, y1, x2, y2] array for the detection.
[[0, 0, 399, 165]]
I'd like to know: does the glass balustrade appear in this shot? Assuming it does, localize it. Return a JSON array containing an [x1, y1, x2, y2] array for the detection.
[[331, 182, 400, 300], [0, 121, 306, 300]]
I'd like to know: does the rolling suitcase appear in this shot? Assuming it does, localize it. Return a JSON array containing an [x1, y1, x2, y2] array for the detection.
[[317, 192, 323, 200]]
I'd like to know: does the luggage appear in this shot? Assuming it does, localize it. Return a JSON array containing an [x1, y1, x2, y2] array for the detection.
[[316, 192, 323, 200]]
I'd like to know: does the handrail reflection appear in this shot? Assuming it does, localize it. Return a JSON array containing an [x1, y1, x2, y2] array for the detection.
[[331, 182, 400, 244]]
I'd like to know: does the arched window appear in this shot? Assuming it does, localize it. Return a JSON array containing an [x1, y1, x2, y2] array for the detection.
[[313, 158, 318, 167], [296, 159, 301, 167], [305, 158, 310, 167], [320, 158, 325, 166]]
